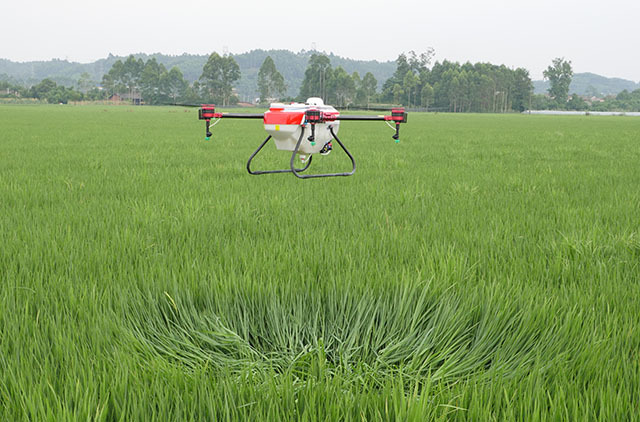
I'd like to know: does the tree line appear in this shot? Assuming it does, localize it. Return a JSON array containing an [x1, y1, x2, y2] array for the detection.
[[3, 52, 640, 112], [61, 50, 539, 112], [293, 50, 535, 112], [1, 75, 107, 104]]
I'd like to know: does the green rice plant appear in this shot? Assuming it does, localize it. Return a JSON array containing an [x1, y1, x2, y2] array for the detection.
[[1, 105, 639, 420]]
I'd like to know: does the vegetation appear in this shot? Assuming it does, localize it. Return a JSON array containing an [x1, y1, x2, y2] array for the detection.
[[0, 77, 106, 104], [7, 53, 640, 102], [595, 88, 640, 110], [529, 88, 640, 112], [400, 59, 533, 112], [0, 78, 28, 98], [3, 52, 640, 112], [257, 56, 286, 103], [298, 54, 333, 102], [543, 57, 574, 109], [533, 72, 640, 97], [0, 51, 397, 101], [1, 105, 639, 419], [199, 53, 241, 106], [294, 51, 534, 112], [102, 56, 190, 105]]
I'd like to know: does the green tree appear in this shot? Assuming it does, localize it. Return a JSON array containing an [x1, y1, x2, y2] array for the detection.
[[423, 60, 533, 113], [102, 57, 188, 104], [512, 68, 533, 112], [406, 49, 435, 74], [543, 57, 573, 109], [331, 67, 356, 107], [567, 93, 587, 111], [382, 49, 434, 102], [0, 80, 25, 98], [352, 72, 366, 105], [101, 69, 117, 97], [450, 75, 463, 112], [392, 84, 404, 104], [616, 90, 631, 102], [257, 56, 286, 103], [531, 93, 553, 110], [101, 55, 144, 101], [182, 81, 202, 104], [361, 72, 377, 107], [403, 70, 418, 107], [121, 55, 144, 99], [102, 60, 119, 93], [298, 53, 332, 101], [420, 83, 433, 109], [199, 52, 241, 106], [77, 72, 94, 94], [165, 67, 188, 103], [382, 53, 411, 102], [85, 87, 108, 101], [29, 78, 84, 104], [140, 58, 169, 104], [29, 78, 57, 99]]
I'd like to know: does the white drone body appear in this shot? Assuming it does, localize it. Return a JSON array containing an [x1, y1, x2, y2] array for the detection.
[[263, 98, 340, 155]]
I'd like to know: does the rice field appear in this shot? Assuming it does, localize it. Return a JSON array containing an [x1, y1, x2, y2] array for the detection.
[[1, 105, 639, 420]]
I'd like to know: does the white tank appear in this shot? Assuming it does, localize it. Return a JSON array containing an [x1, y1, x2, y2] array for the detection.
[[263, 99, 340, 155]]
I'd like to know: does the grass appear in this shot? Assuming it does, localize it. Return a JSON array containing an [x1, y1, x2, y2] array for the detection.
[[1, 104, 639, 420]]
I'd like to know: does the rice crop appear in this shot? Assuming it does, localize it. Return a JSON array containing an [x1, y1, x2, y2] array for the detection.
[[1, 105, 639, 420]]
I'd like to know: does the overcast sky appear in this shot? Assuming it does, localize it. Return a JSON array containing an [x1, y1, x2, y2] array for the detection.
[[1, 0, 638, 81]]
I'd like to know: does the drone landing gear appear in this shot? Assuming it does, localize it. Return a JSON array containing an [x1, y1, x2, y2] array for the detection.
[[246, 135, 313, 175], [246, 126, 356, 179]]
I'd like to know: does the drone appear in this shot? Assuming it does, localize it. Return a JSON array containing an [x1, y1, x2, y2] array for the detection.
[[197, 97, 408, 179]]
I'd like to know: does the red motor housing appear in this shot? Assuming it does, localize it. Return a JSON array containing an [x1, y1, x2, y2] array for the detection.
[[391, 108, 408, 123], [199, 105, 216, 120]]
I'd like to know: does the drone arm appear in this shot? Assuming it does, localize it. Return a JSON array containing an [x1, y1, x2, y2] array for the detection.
[[334, 115, 386, 121], [199, 105, 265, 140], [330, 109, 408, 142], [217, 113, 265, 119]]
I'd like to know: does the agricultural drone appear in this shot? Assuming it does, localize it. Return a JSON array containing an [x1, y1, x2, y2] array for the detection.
[[197, 97, 408, 179]]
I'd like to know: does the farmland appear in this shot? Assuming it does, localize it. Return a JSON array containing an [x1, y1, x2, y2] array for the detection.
[[1, 105, 639, 420]]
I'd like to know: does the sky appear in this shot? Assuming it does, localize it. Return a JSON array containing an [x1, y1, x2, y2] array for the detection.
[[1, 0, 639, 81]]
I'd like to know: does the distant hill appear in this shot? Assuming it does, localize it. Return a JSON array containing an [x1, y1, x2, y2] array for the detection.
[[0, 50, 396, 101], [533, 72, 640, 97]]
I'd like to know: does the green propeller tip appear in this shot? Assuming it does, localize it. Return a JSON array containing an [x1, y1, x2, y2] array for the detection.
[[205, 137, 211, 141], [311, 141, 316, 146], [395, 139, 400, 144]]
